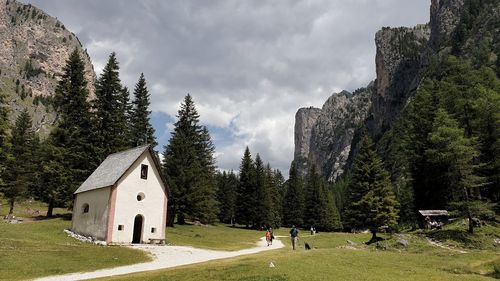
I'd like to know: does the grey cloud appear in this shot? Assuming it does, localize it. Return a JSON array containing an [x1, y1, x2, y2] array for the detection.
[[25, 0, 430, 175]]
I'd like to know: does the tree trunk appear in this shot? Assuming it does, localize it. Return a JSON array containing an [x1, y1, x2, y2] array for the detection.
[[177, 213, 185, 224], [47, 199, 54, 218], [371, 230, 377, 242], [463, 186, 474, 234], [8, 198, 15, 216], [166, 205, 175, 227]]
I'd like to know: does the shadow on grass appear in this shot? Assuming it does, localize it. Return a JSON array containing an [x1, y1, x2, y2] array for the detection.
[[33, 213, 72, 221]]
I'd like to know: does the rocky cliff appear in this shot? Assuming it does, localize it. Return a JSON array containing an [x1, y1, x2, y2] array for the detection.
[[295, 86, 372, 180], [0, 0, 95, 135], [293, 0, 467, 180]]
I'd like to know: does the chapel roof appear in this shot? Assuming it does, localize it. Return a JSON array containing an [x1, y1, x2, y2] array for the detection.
[[74, 145, 166, 194]]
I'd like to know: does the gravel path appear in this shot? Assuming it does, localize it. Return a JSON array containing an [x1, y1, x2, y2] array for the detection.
[[34, 237, 284, 281]]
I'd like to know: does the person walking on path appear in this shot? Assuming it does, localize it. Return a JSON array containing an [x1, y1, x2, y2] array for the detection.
[[290, 225, 299, 250], [265, 229, 272, 246], [269, 227, 274, 245]]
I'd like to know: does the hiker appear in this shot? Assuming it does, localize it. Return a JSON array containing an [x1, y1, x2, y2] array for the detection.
[[290, 225, 299, 250], [265, 229, 272, 246], [310, 226, 315, 235]]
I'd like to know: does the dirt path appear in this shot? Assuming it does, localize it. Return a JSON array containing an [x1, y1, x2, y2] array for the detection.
[[34, 237, 284, 281], [425, 237, 468, 254]]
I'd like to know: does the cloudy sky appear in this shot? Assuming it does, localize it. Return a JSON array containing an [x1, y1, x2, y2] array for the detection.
[[24, 0, 429, 176]]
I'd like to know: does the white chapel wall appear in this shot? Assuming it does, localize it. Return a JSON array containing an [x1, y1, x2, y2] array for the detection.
[[71, 186, 111, 240], [111, 151, 167, 243]]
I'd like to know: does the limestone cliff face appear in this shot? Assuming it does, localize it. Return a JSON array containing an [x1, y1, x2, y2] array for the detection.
[[368, 24, 430, 137], [430, 0, 465, 49], [293, 0, 466, 180], [294, 107, 321, 170], [0, 0, 95, 135], [295, 87, 372, 180]]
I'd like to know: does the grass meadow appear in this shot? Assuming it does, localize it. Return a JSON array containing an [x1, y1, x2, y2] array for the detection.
[[97, 225, 500, 281], [1, 196, 499, 281]]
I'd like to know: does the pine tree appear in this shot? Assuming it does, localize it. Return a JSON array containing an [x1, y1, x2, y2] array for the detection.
[[120, 86, 134, 147], [345, 135, 399, 242], [190, 126, 219, 224], [406, 79, 440, 209], [162, 94, 218, 224], [130, 73, 157, 147], [216, 171, 238, 224], [303, 165, 321, 228], [93, 52, 128, 157], [33, 141, 69, 217], [426, 109, 482, 233], [268, 166, 284, 228], [1, 109, 35, 217], [0, 91, 10, 187], [253, 154, 269, 228], [303, 165, 341, 231], [48, 49, 97, 207], [235, 147, 256, 228], [282, 161, 304, 227]]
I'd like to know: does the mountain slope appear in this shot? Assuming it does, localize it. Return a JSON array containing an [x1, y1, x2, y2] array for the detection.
[[0, 0, 95, 135]]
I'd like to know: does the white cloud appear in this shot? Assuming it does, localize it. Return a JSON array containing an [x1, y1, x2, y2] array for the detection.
[[25, 0, 430, 177]]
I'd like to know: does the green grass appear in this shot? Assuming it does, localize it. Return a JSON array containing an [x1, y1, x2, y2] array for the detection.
[[1, 196, 499, 281], [418, 218, 500, 250], [0, 195, 68, 219], [0, 196, 151, 281], [94, 227, 500, 281], [165, 223, 264, 251]]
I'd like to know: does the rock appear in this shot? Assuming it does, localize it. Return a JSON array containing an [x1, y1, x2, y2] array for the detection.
[[397, 239, 410, 247], [375, 241, 388, 251], [346, 240, 356, 246], [64, 229, 107, 245], [294, 87, 372, 180], [269, 262, 275, 268], [294, 107, 321, 176], [369, 24, 430, 137], [0, 0, 96, 136], [291, 0, 471, 180]]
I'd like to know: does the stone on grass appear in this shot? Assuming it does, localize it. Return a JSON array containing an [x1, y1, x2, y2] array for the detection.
[[397, 239, 410, 247]]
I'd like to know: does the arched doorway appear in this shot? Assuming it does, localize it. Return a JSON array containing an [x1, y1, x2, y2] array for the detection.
[[132, 214, 144, 243]]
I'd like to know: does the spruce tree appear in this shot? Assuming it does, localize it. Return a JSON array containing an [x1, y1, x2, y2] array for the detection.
[[120, 86, 134, 147], [190, 126, 219, 224], [33, 141, 69, 217], [345, 135, 399, 242], [0, 91, 10, 187], [93, 52, 128, 157], [1, 109, 35, 217], [303, 165, 342, 231], [162, 94, 218, 224], [303, 165, 321, 228], [426, 109, 482, 233], [216, 171, 238, 224], [253, 154, 270, 228], [282, 161, 304, 227], [49, 49, 97, 204], [266, 165, 284, 228], [130, 73, 157, 147], [235, 147, 256, 227]]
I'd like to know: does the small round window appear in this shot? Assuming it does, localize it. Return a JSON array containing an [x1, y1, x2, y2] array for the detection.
[[137, 192, 145, 201]]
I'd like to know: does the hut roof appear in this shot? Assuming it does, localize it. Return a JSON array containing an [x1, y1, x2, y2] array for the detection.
[[418, 210, 449, 217]]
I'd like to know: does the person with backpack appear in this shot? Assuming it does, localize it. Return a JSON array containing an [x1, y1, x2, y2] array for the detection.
[[290, 225, 299, 250]]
